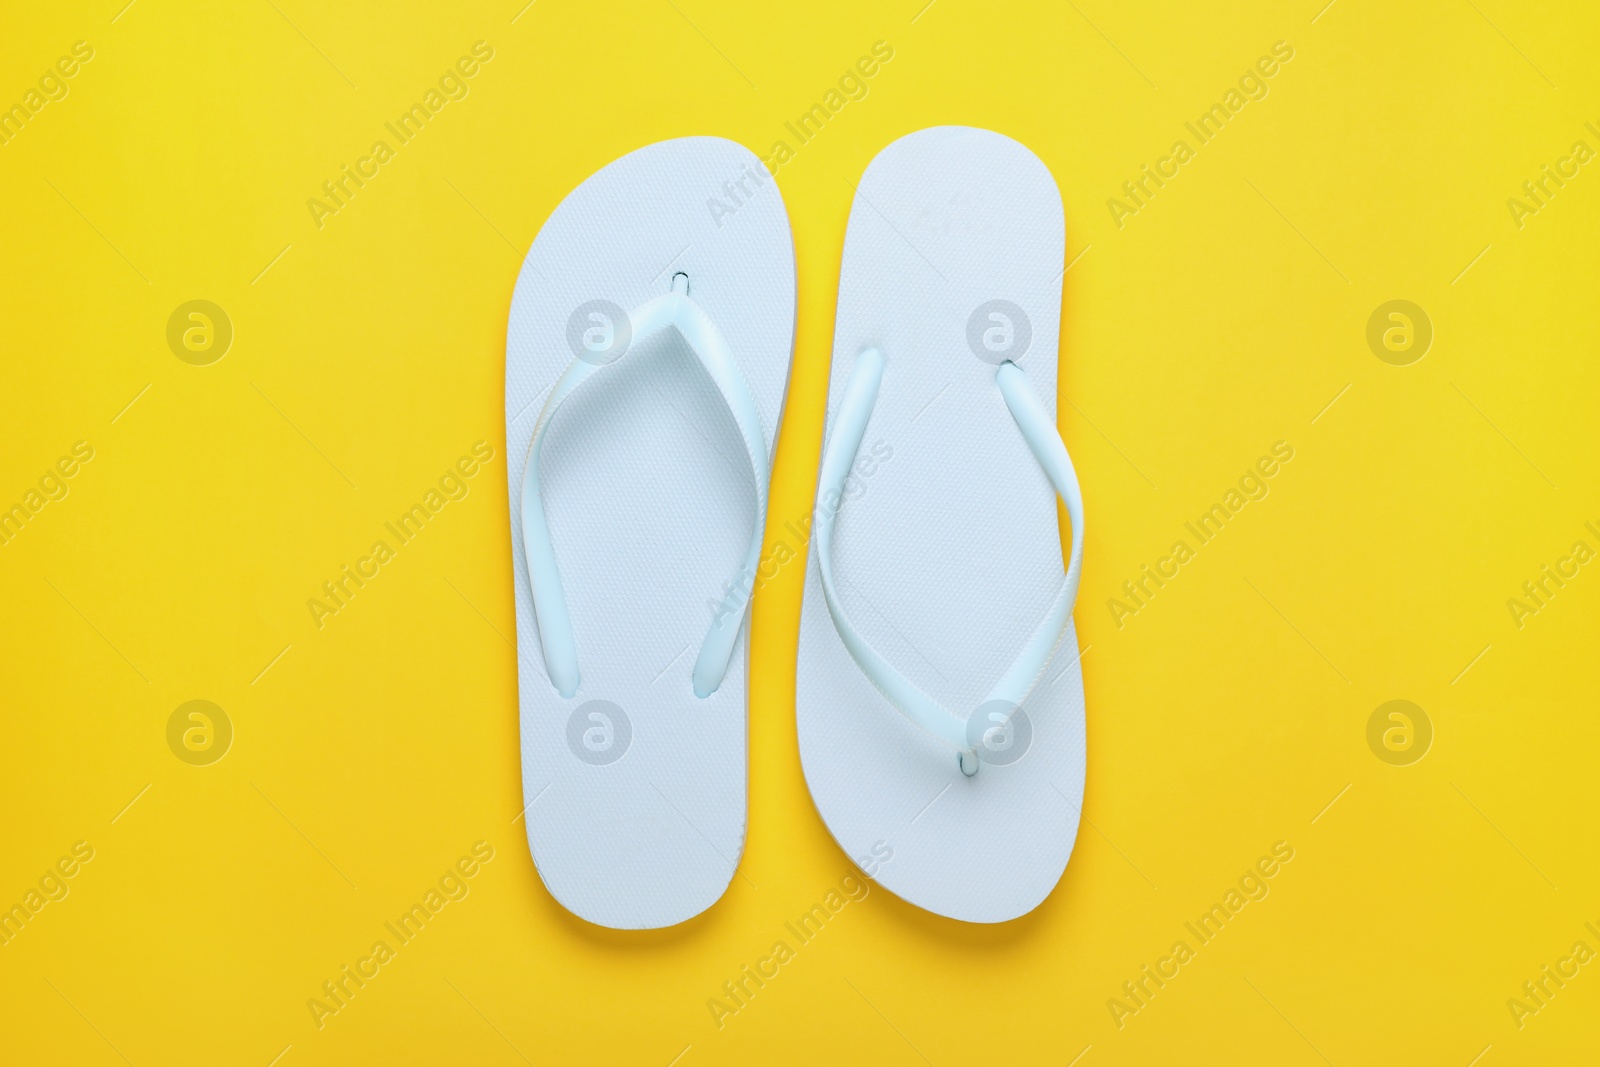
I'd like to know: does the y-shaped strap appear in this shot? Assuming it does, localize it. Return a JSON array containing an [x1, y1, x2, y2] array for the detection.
[[521, 275, 769, 699], [813, 347, 1084, 775]]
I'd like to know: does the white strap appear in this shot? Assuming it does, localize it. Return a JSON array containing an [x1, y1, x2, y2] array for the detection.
[[521, 275, 769, 698], [813, 347, 1084, 775]]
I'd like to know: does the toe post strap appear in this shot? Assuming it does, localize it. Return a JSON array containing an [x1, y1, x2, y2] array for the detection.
[[814, 348, 1085, 774], [521, 276, 770, 699]]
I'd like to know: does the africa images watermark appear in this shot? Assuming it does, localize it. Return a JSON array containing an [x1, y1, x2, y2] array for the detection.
[[306, 841, 495, 1030], [1505, 922, 1600, 1031], [1107, 840, 1296, 1029], [1106, 441, 1295, 629], [705, 842, 893, 1031], [1107, 41, 1296, 229], [1, 440, 95, 549], [306, 441, 497, 629], [306, 41, 496, 230], [756, 40, 896, 178], [707, 438, 892, 627], [1, 841, 96, 948], [1504, 520, 1598, 630], [1, 40, 95, 148], [706, 156, 773, 230], [1505, 120, 1600, 231], [704, 39, 896, 231]]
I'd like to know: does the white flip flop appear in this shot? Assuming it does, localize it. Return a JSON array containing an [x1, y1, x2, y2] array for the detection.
[[505, 137, 794, 929], [796, 127, 1086, 923]]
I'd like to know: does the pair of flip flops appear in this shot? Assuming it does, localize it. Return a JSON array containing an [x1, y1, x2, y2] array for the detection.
[[505, 128, 1086, 929]]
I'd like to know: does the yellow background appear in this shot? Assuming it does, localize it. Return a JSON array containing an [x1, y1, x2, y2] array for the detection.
[[2, 0, 1597, 1063]]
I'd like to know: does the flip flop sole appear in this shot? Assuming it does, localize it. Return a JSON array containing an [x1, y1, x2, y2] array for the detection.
[[797, 127, 1084, 924], [506, 137, 794, 929]]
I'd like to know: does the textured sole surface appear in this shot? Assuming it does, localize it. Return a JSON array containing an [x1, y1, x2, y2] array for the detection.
[[796, 126, 1085, 924], [506, 137, 794, 929]]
